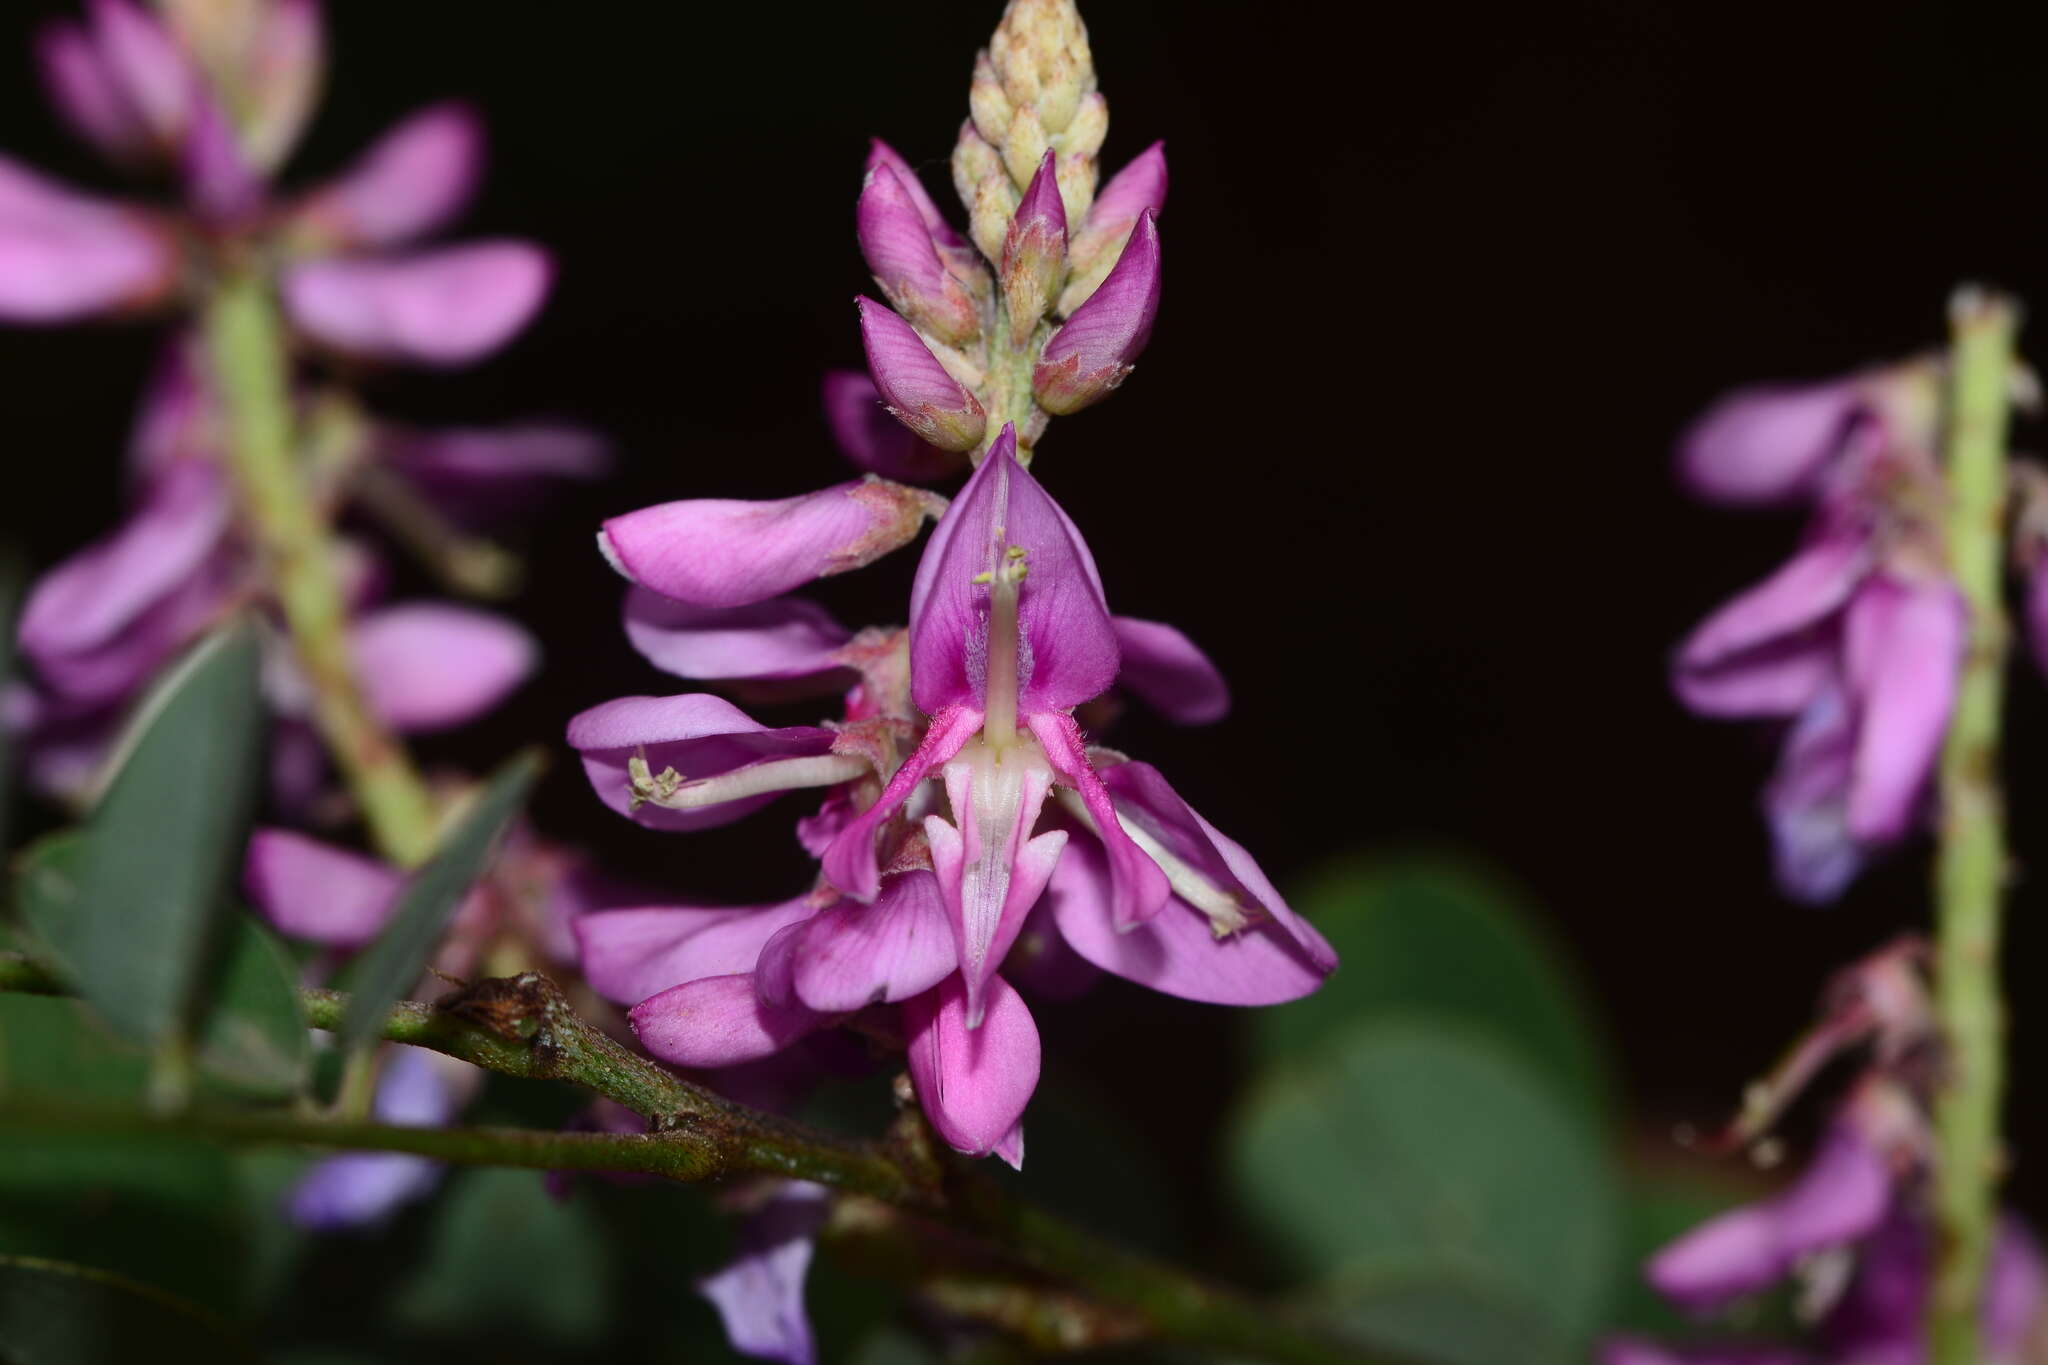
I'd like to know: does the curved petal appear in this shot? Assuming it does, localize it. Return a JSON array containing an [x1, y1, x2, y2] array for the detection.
[[1673, 533, 1869, 718], [244, 828, 403, 949], [1843, 576, 1963, 843], [1030, 715, 1172, 930], [567, 693, 842, 832], [1033, 210, 1160, 415], [909, 429, 1119, 715], [1111, 616, 1228, 724], [1068, 142, 1167, 278], [1047, 831, 1329, 1005], [697, 1183, 829, 1365], [282, 240, 551, 366], [1677, 379, 1864, 506], [19, 461, 231, 668], [859, 163, 979, 347], [1764, 685, 1863, 904], [349, 603, 536, 732], [600, 478, 939, 609], [790, 871, 957, 1013], [821, 703, 979, 901], [574, 898, 818, 1006], [926, 744, 1066, 1025], [629, 973, 822, 1068], [624, 588, 851, 682], [865, 139, 967, 249], [905, 974, 1040, 1159], [820, 370, 964, 482], [856, 298, 986, 452], [0, 156, 174, 322], [294, 102, 483, 249], [1647, 1124, 1893, 1311]]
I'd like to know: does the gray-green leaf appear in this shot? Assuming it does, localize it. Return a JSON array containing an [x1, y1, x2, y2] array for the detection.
[[1228, 1019, 1621, 1352], [20, 625, 263, 1047], [338, 753, 539, 1049]]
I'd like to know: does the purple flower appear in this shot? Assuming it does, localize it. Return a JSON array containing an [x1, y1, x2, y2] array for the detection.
[[571, 427, 1334, 1159], [696, 1183, 832, 1365], [1672, 366, 1963, 902]]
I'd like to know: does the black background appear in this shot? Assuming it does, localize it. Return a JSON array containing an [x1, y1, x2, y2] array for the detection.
[[5, 0, 2048, 1229]]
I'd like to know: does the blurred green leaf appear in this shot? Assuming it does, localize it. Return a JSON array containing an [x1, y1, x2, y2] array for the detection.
[[0, 1255, 256, 1364], [1257, 853, 1610, 1113], [1228, 1019, 1620, 1353], [339, 753, 540, 1050], [1326, 1277, 1575, 1365], [0, 996, 254, 1312], [391, 1166, 610, 1343], [848, 1327, 941, 1365], [18, 833, 310, 1098], [196, 918, 310, 1099], [19, 625, 263, 1047]]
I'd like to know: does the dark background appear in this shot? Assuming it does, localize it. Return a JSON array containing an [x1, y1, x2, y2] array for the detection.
[[5, 0, 2048, 1221]]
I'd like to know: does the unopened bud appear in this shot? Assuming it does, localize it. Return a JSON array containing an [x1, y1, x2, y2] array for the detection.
[[859, 165, 982, 349], [970, 172, 1020, 269], [1001, 103, 1050, 191], [1061, 141, 1166, 314], [991, 0, 1094, 133], [858, 298, 988, 452], [1002, 151, 1066, 345], [969, 50, 1013, 147], [1032, 209, 1159, 415]]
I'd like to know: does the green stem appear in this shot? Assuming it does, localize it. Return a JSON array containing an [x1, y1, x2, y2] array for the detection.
[[0, 958, 1390, 1364], [199, 268, 439, 867], [1928, 287, 2021, 1365]]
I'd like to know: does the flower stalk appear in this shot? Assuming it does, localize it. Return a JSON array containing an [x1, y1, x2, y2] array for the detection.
[[1928, 286, 2022, 1364], [199, 264, 439, 867]]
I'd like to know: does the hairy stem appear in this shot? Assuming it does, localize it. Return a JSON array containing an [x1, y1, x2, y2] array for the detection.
[[0, 957, 1389, 1364], [1928, 286, 2020, 1364], [200, 267, 439, 867]]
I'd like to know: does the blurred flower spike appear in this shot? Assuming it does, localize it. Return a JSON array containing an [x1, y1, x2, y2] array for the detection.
[[1672, 360, 1968, 901]]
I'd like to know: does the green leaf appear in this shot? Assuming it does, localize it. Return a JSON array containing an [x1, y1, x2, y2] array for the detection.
[[1325, 1277, 1575, 1365], [0, 996, 255, 1312], [1256, 853, 1611, 1114], [20, 625, 263, 1047], [17, 834, 310, 1098], [196, 918, 310, 1098], [339, 754, 540, 1050], [391, 1166, 611, 1342], [1228, 1019, 1621, 1351], [0, 1255, 256, 1364]]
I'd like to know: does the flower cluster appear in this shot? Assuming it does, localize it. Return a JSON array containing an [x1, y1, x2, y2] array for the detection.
[[1672, 362, 1969, 901], [1609, 943, 2046, 1362], [4, 0, 602, 805], [571, 0, 1330, 1171]]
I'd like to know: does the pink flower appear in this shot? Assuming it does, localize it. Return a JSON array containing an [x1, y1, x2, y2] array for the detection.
[[1672, 366, 1963, 902], [571, 428, 1333, 1160]]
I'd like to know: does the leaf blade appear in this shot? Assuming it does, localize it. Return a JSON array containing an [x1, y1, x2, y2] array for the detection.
[[338, 753, 540, 1049]]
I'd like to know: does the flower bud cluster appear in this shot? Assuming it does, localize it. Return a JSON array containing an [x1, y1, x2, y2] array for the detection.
[[855, 0, 1166, 465]]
